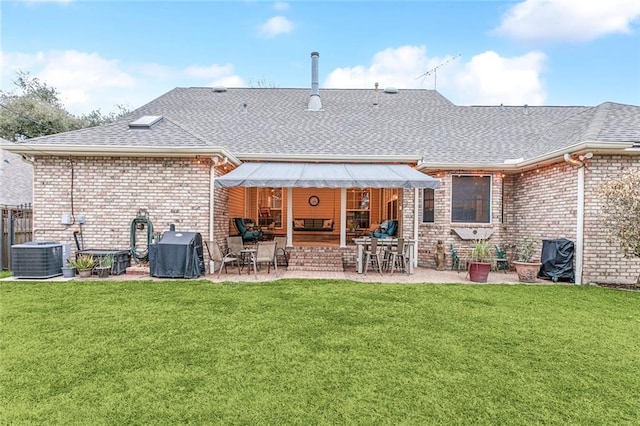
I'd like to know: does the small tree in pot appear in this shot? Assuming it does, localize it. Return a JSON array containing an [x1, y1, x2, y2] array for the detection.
[[512, 237, 541, 283], [468, 239, 492, 283]]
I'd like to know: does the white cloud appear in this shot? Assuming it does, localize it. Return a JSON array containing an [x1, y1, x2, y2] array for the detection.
[[0, 50, 245, 114], [258, 16, 294, 38], [324, 45, 547, 105], [492, 0, 640, 43], [324, 45, 431, 89], [453, 51, 547, 105]]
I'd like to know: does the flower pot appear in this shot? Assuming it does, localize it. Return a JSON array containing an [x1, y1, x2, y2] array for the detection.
[[468, 262, 491, 283], [96, 267, 110, 278], [513, 261, 541, 283], [78, 268, 93, 279], [62, 266, 75, 278]]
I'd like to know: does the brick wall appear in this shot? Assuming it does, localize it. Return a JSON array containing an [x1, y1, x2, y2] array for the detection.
[[414, 157, 639, 284], [583, 156, 639, 284], [416, 171, 507, 269], [32, 156, 221, 255], [512, 162, 577, 256]]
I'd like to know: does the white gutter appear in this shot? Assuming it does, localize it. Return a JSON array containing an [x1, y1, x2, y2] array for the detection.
[[0, 143, 241, 164], [416, 141, 635, 172], [236, 153, 422, 164]]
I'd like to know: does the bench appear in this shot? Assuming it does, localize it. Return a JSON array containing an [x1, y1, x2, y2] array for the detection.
[[293, 218, 334, 232]]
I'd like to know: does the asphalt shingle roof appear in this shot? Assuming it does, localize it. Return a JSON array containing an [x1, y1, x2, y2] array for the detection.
[[11, 87, 640, 165]]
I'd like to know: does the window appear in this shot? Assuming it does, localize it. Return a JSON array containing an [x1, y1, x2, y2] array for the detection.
[[257, 188, 282, 228], [422, 188, 434, 223], [346, 188, 370, 230], [451, 175, 491, 223]]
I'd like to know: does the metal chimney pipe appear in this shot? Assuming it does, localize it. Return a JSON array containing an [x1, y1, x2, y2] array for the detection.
[[311, 51, 319, 96], [308, 51, 322, 110]]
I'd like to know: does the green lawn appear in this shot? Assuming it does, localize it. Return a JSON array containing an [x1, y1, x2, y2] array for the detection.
[[1, 280, 638, 424]]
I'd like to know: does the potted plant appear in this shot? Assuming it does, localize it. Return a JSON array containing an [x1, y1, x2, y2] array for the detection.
[[70, 254, 95, 278], [95, 254, 114, 278], [512, 237, 541, 283], [468, 239, 492, 283], [61, 260, 76, 278]]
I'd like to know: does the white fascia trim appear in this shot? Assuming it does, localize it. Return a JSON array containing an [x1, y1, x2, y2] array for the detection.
[[417, 141, 636, 173], [236, 153, 423, 164], [0, 144, 241, 165]]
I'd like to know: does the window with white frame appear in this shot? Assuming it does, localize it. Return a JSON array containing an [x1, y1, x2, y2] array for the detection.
[[257, 188, 282, 228], [346, 188, 370, 230], [451, 175, 491, 223]]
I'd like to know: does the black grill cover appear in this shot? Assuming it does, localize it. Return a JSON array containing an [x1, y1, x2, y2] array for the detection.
[[149, 231, 205, 278], [538, 238, 575, 283]]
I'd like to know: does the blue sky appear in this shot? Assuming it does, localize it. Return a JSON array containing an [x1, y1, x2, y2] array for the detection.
[[1, 0, 639, 115]]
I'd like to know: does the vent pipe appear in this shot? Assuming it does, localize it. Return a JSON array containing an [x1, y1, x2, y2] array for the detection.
[[308, 51, 322, 111]]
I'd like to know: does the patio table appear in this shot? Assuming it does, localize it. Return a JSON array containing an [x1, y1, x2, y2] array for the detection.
[[354, 237, 415, 274]]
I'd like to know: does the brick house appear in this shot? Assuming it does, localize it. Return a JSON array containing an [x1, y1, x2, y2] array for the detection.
[[2, 53, 639, 284]]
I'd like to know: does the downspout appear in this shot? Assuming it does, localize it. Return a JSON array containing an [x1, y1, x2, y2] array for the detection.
[[564, 153, 586, 284], [210, 156, 229, 246], [413, 188, 419, 267], [575, 166, 584, 285]]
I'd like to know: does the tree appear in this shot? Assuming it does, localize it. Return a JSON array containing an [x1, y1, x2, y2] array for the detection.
[[598, 170, 640, 285], [0, 71, 129, 142]]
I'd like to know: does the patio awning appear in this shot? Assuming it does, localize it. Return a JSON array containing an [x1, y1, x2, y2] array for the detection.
[[214, 162, 440, 189]]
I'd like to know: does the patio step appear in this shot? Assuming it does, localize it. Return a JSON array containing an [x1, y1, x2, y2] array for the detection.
[[287, 246, 345, 272]]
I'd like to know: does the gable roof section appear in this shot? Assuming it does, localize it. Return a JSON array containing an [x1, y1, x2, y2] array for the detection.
[[1, 88, 638, 168]]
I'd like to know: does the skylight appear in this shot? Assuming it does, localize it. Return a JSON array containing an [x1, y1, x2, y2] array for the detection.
[[129, 115, 163, 129]]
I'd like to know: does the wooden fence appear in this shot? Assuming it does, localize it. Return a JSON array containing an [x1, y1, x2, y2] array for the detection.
[[1, 206, 33, 270]]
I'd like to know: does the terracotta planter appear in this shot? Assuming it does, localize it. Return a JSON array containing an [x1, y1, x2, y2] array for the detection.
[[513, 261, 541, 283], [468, 262, 491, 283]]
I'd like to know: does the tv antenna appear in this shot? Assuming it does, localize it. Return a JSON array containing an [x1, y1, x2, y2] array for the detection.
[[416, 53, 461, 90]]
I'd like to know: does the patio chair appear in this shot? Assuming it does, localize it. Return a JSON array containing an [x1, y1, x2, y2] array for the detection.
[[207, 241, 241, 277], [495, 245, 508, 273], [370, 219, 397, 239], [450, 243, 467, 272], [363, 237, 384, 274], [233, 217, 263, 242], [273, 236, 289, 267], [227, 235, 244, 256], [250, 240, 277, 278], [385, 238, 410, 274]]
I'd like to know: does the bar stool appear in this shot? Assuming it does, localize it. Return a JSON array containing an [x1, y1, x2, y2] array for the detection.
[[363, 237, 383, 274], [386, 238, 409, 274]]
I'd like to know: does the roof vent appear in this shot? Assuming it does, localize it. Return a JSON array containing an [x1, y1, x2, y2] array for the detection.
[[212, 86, 227, 93], [129, 115, 163, 129], [383, 87, 398, 94]]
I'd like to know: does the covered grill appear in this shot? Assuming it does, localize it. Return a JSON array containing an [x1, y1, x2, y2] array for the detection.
[[149, 231, 205, 278], [538, 238, 575, 283]]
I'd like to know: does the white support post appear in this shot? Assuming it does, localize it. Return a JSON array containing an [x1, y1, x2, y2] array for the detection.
[[340, 188, 347, 247], [287, 188, 293, 247]]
